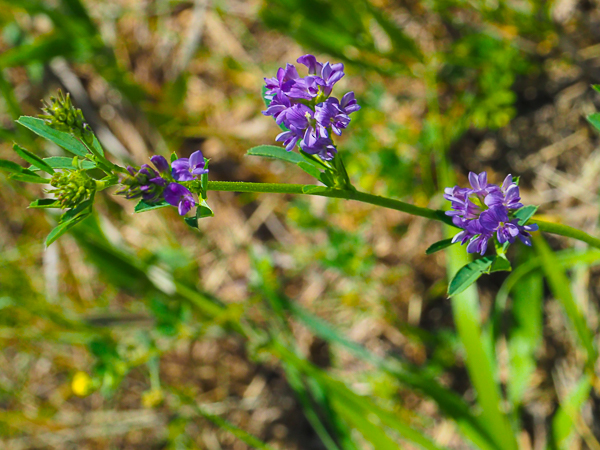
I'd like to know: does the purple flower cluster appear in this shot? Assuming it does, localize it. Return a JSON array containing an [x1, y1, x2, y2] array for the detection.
[[263, 54, 360, 160], [445, 172, 538, 255], [116, 150, 208, 216]]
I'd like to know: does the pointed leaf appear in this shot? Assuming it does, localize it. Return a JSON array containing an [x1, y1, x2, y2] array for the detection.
[[16, 116, 89, 157], [587, 113, 600, 133], [9, 173, 49, 184], [514, 205, 538, 226], [490, 255, 511, 273], [46, 212, 90, 247], [448, 256, 495, 297], [29, 199, 62, 209], [29, 156, 96, 171], [246, 145, 303, 164], [0, 159, 26, 174], [13, 144, 54, 174], [426, 238, 456, 254], [134, 200, 169, 213]]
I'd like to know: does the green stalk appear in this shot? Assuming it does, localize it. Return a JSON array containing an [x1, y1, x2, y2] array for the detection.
[[206, 181, 600, 249]]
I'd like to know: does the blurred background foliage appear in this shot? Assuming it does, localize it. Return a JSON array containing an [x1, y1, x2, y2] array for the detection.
[[3, 0, 600, 448]]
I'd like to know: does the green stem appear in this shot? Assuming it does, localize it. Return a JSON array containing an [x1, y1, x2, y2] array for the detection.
[[206, 181, 600, 250]]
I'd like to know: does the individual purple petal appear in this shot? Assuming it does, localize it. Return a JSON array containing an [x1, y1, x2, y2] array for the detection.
[[276, 130, 302, 151], [164, 182, 195, 216], [297, 54, 323, 75], [189, 150, 208, 175], [340, 92, 361, 113], [150, 155, 169, 173], [319, 62, 345, 96]]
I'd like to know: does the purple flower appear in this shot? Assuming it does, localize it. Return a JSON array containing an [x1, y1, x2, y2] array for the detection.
[[484, 174, 523, 210], [116, 163, 166, 202], [300, 128, 337, 161], [480, 206, 538, 246], [164, 182, 195, 216], [274, 104, 314, 151], [444, 186, 480, 220], [340, 92, 361, 114], [262, 91, 292, 125], [468, 171, 498, 196], [318, 62, 345, 96], [264, 64, 300, 99], [172, 150, 208, 182], [445, 171, 538, 254], [315, 98, 351, 137], [286, 76, 323, 101], [297, 54, 323, 75], [262, 55, 359, 158], [150, 155, 169, 173]]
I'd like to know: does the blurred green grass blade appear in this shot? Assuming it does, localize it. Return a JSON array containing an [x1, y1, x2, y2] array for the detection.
[[551, 375, 591, 449], [0, 33, 70, 67], [507, 247, 543, 407], [274, 344, 446, 450], [286, 299, 500, 450], [0, 69, 22, 118], [331, 396, 402, 450], [16, 117, 89, 157], [494, 248, 600, 341], [445, 241, 518, 450], [533, 235, 597, 368], [184, 399, 276, 450], [283, 362, 343, 450]]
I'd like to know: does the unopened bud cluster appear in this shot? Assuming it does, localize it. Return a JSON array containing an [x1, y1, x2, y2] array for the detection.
[[41, 90, 94, 146], [48, 170, 96, 208]]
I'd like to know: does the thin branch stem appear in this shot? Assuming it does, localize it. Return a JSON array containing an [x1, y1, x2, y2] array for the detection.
[[206, 181, 600, 249]]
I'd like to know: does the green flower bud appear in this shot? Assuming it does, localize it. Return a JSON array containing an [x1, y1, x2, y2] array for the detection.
[[40, 90, 94, 147], [47, 170, 96, 209]]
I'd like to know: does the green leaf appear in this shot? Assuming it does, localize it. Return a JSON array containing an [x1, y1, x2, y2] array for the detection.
[[29, 199, 62, 209], [30, 156, 96, 171], [297, 161, 322, 179], [184, 216, 198, 229], [198, 199, 214, 218], [514, 205, 538, 225], [426, 238, 456, 254], [246, 145, 303, 164], [552, 375, 592, 447], [16, 116, 89, 157], [533, 235, 597, 368], [9, 173, 49, 184], [91, 135, 104, 157], [134, 200, 169, 213], [587, 113, 600, 133], [448, 256, 495, 297], [13, 143, 54, 174], [0, 159, 26, 174], [593, 85, 600, 94], [490, 255, 511, 273], [46, 212, 90, 247], [170, 152, 178, 163]]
